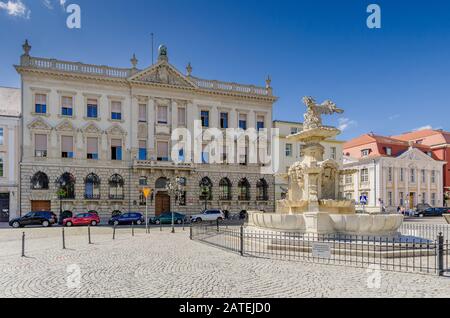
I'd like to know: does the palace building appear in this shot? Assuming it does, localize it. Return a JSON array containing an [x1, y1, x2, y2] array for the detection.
[[15, 40, 277, 220]]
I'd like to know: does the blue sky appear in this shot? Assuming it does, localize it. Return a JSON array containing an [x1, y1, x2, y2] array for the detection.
[[0, 0, 449, 140]]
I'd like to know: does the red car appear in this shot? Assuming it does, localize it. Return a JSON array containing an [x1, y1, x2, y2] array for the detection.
[[63, 213, 100, 227]]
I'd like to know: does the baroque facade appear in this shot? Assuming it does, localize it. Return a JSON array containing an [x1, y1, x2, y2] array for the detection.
[[16, 41, 277, 220], [0, 87, 21, 221]]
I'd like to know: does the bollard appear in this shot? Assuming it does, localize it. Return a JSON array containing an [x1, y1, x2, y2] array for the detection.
[[216, 218, 219, 232], [132, 222, 135, 237], [438, 232, 444, 276], [21, 232, 25, 257], [160, 221, 162, 232], [88, 225, 92, 245], [183, 219, 185, 231], [113, 224, 116, 240], [62, 228, 66, 250], [189, 224, 193, 240]]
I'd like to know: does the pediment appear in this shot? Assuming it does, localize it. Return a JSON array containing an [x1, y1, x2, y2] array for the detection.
[[55, 120, 76, 132], [128, 61, 197, 89], [27, 118, 52, 131], [82, 122, 102, 134], [397, 148, 434, 162], [106, 124, 127, 136]]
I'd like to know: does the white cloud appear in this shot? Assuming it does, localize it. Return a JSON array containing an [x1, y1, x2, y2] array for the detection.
[[0, 0, 30, 18], [413, 125, 442, 132], [338, 118, 357, 131], [388, 114, 400, 121]]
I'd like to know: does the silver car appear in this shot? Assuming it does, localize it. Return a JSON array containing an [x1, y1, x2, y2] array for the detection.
[[190, 209, 225, 223]]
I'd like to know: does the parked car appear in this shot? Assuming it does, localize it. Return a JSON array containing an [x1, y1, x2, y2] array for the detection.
[[108, 212, 144, 226], [190, 209, 225, 223], [150, 212, 187, 225], [415, 203, 432, 213], [414, 208, 447, 217], [9, 211, 58, 228], [63, 213, 100, 227]]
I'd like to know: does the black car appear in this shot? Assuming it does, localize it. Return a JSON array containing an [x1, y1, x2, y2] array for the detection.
[[9, 211, 58, 228], [414, 207, 448, 217]]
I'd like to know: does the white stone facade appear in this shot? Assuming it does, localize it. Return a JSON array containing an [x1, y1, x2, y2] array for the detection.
[[272, 120, 344, 201], [343, 148, 445, 212], [16, 42, 277, 220], [0, 87, 21, 221]]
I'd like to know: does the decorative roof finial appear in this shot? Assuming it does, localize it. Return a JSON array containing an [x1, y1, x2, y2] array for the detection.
[[158, 44, 168, 62], [186, 62, 192, 76], [130, 53, 138, 69], [265, 75, 272, 88], [22, 39, 31, 56]]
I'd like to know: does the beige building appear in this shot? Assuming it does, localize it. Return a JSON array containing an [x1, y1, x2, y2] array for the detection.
[[0, 87, 21, 221], [273, 120, 344, 201], [15, 41, 277, 221]]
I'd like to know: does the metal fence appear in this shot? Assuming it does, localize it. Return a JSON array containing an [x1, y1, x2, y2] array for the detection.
[[191, 221, 449, 276]]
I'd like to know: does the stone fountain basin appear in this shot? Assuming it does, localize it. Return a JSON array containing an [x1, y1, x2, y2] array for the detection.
[[247, 211, 404, 237]]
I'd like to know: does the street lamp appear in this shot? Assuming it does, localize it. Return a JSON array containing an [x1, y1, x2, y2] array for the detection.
[[166, 177, 184, 234]]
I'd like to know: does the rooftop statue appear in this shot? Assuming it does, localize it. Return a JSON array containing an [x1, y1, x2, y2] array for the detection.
[[302, 96, 344, 130]]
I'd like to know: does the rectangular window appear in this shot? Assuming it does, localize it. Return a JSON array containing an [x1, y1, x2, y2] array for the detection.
[[410, 168, 415, 183], [361, 149, 370, 157], [345, 174, 353, 184], [388, 192, 393, 206], [111, 139, 122, 161], [178, 107, 186, 126], [35, 94, 47, 114], [138, 140, 147, 160], [139, 104, 147, 122], [61, 136, 74, 158], [257, 115, 265, 131], [285, 144, 293, 157], [431, 170, 436, 183], [61, 96, 73, 117], [399, 192, 404, 206], [431, 193, 436, 206], [400, 168, 404, 182], [388, 167, 393, 182], [157, 106, 168, 124], [422, 192, 426, 204], [0, 158, 3, 177], [35, 134, 47, 157], [220, 112, 228, 129], [0, 128, 3, 145], [385, 147, 392, 156], [360, 168, 369, 183], [201, 111, 209, 127], [331, 147, 337, 160], [87, 99, 98, 118], [87, 137, 98, 160], [239, 147, 248, 165], [157, 141, 169, 161], [421, 169, 426, 183], [290, 127, 298, 135], [111, 101, 122, 120], [239, 114, 247, 130]]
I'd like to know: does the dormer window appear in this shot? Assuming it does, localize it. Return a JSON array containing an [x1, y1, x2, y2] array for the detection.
[[361, 149, 370, 157], [385, 147, 392, 156]]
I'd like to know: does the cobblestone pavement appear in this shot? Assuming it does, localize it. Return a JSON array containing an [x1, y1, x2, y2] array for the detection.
[[0, 226, 449, 298]]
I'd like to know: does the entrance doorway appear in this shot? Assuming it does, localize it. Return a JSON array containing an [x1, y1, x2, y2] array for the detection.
[[409, 193, 415, 210], [0, 193, 9, 222], [155, 192, 170, 216], [31, 200, 51, 212]]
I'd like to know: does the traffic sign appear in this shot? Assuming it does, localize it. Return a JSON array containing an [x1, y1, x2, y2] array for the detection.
[[360, 195, 368, 205], [142, 188, 152, 199]]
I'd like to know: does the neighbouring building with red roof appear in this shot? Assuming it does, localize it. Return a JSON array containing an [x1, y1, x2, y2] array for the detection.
[[392, 129, 450, 205], [342, 133, 446, 212]]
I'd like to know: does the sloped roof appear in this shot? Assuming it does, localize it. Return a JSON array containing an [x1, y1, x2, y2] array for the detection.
[[392, 129, 450, 145], [343, 133, 407, 149]]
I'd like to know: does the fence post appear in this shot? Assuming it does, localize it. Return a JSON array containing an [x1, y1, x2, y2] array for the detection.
[[190, 224, 193, 240], [216, 218, 219, 232], [21, 232, 25, 257], [113, 224, 116, 240], [62, 227, 66, 250], [438, 232, 444, 276], [132, 222, 135, 237], [88, 225, 92, 244], [240, 225, 244, 256], [183, 218, 185, 231], [160, 221, 162, 232]]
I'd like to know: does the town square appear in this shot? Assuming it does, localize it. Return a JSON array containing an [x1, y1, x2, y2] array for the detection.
[[0, 0, 449, 303]]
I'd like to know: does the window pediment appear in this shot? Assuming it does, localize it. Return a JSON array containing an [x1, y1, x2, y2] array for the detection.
[[106, 124, 127, 136], [27, 118, 52, 131], [55, 120, 76, 132], [82, 122, 102, 135]]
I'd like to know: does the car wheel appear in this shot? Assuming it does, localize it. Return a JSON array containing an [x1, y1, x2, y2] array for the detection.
[[137, 220, 142, 225], [12, 221, 20, 228], [419, 214, 424, 218], [91, 221, 97, 226], [66, 221, 73, 227], [42, 220, 50, 228], [114, 220, 119, 226], [176, 219, 182, 224], [196, 218, 202, 223], [155, 220, 161, 225], [217, 217, 223, 222]]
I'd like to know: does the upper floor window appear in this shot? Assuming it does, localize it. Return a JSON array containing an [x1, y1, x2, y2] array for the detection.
[[388, 167, 393, 182], [431, 170, 436, 184], [220, 112, 228, 129], [61, 136, 74, 158], [178, 107, 186, 126], [331, 147, 337, 160], [410, 168, 416, 183], [0, 128, 3, 145], [0, 158, 3, 177], [139, 104, 147, 122], [157, 105, 168, 124], [257, 115, 265, 131], [111, 101, 122, 120], [360, 168, 369, 183], [61, 96, 73, 117], [285, 144, 293, 157], [157, 141, 169, 161], [35, 93, 47, 114], [111, 139, 122, 161], [421, 169, 426, 183], [87, 137, 98, 160], [361, 149, 370, 157], [345, 174, 353, 184], [239, 114, 247, 130], [35, 134, 47, 157], [139, 177, 148, 186], [385, 147, 392, 156], [290, 127, 299, 135], [87, 99, 98, 118], [400, 168, 404, 182], [139, 140, 147, 160], [201, 111, 209, 127]]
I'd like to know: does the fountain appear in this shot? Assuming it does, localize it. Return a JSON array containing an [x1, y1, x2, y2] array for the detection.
[[248, 97, 404, 237]]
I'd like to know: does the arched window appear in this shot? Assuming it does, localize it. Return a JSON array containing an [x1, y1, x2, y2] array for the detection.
[[219, 178, 232, 201], [199, 177, 213, 200], [31, 171, 49, 190], [57, 172, 75, 199], [256, 179, 269, 201], [85, 173, 101, 199], [238, 178, 251, 201], [155, 177, 168, 189], [109, 174, 124, 200]]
